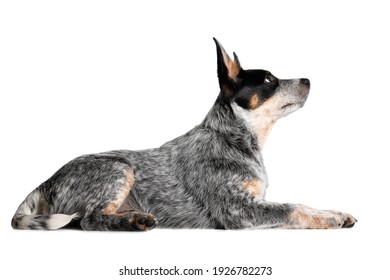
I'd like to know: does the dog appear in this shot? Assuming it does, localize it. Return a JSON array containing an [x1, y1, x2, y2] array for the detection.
[[12, 38, 356, 231]]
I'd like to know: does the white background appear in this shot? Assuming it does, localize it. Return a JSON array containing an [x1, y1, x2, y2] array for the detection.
[[1, 0, 389, 279]]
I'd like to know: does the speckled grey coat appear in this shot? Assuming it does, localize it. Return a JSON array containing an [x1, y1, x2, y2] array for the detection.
[[11, 39, 356, 231]]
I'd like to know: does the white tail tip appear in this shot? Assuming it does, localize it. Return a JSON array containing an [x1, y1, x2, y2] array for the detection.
[[46, 213, 78, 230]]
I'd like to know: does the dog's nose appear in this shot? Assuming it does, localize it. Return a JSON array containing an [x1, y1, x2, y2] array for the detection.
[[300, 78, 310, 86]]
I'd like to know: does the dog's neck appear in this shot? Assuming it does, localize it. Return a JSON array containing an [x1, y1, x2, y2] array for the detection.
[[200, 96, 261, 152], [201, 96, 278, 152], [230, 102, 278, 150]]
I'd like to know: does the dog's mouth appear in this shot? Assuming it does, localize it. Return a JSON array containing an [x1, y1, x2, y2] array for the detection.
[[281, 103, 295, 110]]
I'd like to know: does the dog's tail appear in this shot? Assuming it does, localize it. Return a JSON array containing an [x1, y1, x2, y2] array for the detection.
[[11, 189, 78, 230]]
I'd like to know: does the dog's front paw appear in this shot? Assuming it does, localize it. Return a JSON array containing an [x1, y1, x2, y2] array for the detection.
[[289, 205, 357, 229], [328, 210, 357, 228]]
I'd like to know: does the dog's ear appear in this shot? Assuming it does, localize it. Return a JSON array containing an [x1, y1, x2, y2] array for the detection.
[[213, 38, 242, 95]]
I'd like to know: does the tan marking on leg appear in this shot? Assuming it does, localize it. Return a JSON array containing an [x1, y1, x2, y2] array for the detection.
[[242, 180, 266, 199], [288, 205, 329, 228], [249, 95, 259, 109], [103, 202, 118, 215], [103, 167, 135, 215], [285, 204, 357, 229]]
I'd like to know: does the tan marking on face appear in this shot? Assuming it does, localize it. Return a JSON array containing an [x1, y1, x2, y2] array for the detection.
[[242, 180, 265, 199], [256, 93, 285, 117], [103, 167, 135, 215], [249, 94, 259, 109]]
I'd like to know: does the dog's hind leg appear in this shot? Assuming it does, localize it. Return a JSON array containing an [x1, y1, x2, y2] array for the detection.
[[80, 210, 157, 231], [78, 165, 158, 231], [12, 157, 157, 231]]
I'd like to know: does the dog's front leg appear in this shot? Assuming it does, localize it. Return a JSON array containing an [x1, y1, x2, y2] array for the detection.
[[281, 203, 357, 229], [228, 202, 356, 229]]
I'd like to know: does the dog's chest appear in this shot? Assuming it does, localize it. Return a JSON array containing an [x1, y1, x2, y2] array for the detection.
[[239, 152, 269, 201]]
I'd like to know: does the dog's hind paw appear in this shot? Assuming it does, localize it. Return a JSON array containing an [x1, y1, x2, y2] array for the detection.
[[129, 213, 158, 231]]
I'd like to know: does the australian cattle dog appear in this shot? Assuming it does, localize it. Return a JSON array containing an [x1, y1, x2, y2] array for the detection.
[[12, 39, 356, 231]]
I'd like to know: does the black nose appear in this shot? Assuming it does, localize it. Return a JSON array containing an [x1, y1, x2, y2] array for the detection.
[[300, 78, 310, 86]]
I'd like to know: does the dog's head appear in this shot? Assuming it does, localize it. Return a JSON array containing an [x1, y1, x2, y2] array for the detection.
[[213, 38, 310, 147]]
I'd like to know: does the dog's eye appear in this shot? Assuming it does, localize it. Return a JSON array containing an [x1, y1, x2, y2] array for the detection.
[[264, 73, 276, 84]]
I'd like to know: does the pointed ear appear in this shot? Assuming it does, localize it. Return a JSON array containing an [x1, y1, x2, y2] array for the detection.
[[233, 52, 241, 68], [213, 38, 242, 94]]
